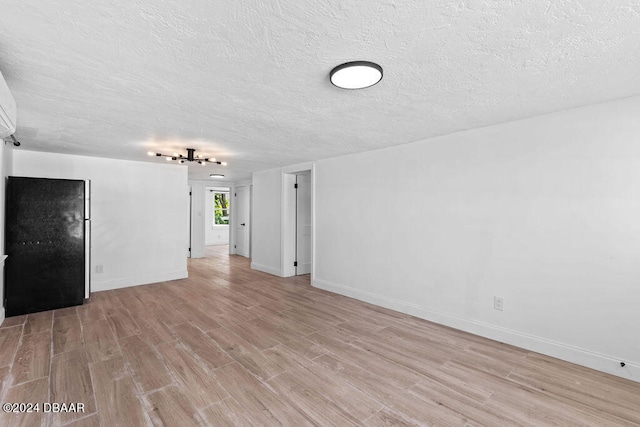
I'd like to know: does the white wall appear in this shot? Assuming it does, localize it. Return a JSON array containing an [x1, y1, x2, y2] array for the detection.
[[188, 180, 206, 258], [0, 143, 14, 324], [310, 96, 640, 381], [251, 168, 282, 275], [13, 151, 188, 292], [205, 187, 230, 245]]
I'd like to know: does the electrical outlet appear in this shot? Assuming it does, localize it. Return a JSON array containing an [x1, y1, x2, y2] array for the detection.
[[494, 296, 504, 311], [95, 265, 103, 274]]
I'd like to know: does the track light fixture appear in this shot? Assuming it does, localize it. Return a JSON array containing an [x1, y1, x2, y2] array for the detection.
[[147, 148, 227, 166]]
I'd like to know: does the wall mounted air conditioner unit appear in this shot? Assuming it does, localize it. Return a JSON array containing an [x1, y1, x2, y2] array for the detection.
[[0, 70, 17, 138]]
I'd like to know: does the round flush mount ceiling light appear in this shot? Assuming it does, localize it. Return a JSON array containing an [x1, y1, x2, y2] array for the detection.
[[330, 61, 383, 89], [210, 174, 225, 179]]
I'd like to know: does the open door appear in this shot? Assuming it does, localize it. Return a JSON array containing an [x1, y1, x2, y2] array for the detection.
[[235, 185, 250, 257], [295, 172, 312, 275], [187, 186, 192, 258]]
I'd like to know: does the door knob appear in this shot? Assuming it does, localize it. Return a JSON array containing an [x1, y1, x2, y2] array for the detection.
[[241, 223, 246, 226]]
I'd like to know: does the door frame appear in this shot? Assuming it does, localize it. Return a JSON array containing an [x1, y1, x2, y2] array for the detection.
[[281, 163, 315, 278]]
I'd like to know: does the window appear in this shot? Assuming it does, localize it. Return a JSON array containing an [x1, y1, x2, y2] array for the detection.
[[213, 192, 230, 225]]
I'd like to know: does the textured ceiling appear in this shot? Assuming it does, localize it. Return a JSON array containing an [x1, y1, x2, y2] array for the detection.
[[1, 1, 639, 181]]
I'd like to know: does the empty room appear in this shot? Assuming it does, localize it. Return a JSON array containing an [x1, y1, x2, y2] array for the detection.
[[0, 1, 639, 426]]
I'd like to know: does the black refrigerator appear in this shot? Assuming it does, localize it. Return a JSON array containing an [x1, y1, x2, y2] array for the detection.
[[5, 177, 91, 317]]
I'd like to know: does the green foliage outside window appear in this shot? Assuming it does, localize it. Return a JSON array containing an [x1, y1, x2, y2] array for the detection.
[[214, 193, 230, 225]]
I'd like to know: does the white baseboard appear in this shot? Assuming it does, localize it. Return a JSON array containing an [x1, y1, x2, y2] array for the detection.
[[313, 277, 639, 383], [92, 270, 188, 292], [0, 307, 4, 326], [250, 262, 282, 277]]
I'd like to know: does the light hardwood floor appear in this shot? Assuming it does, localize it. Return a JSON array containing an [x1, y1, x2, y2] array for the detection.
[[1, 245, 639, 426]]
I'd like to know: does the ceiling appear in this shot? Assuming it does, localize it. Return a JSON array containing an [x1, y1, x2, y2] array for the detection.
[[1, 1, 639, 181]]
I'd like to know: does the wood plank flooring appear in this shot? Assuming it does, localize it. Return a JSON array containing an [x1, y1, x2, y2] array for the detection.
[[0, 245, 639, 426]]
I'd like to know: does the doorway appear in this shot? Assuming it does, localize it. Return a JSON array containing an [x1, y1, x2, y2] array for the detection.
[[206, 187, 230, 247], [188, 181, 242, 259]]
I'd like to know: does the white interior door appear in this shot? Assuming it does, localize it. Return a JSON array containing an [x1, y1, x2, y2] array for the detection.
[[296, 172, 311, 275], [187, 185, 192, 258], [235, 185, 249, 257]]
